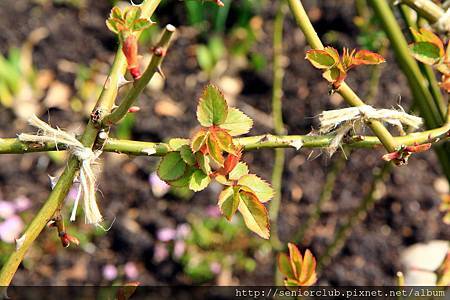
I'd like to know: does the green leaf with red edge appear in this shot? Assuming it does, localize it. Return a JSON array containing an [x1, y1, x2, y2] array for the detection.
[[196, 85, 228, 127], [218, 186, 240, 220], [211, 128, 236, 155], [157, 152, 187, 182], [228, 162, 249, 181], [410, 42, 443, 65], [111, 6, 122, 19], [288, 242, 303, 279], [168, 167, 195, 187], [278, 253, 295, 279], [284, 279, 301, 287], [206, 134, 225, 166], [323, 66, 347, 89], [299, 249, 317, 286], [352, 50, 385, 66], [219, 107, 253, 136], [238, 190, 270, 239], [106, 18, 125, 34], [195, 152, 212, 175], [238, 174, 274, 203], [305, 48, 338, 69], [132, 18, 154, 32], [180, 145, 196, 166], [189, 169, 211, 192], [191, 129, 209, 152], [411, 28, 444, 54]]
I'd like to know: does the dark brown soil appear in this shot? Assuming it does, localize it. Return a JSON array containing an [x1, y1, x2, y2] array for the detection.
[[0, 0, 448, 286]]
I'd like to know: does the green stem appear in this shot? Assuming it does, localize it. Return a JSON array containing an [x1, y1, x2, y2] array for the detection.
[[368, 0, 450, 180], [398, 0, 444, 23], [0, 0, 162, 287], [269, 1, 287, 253], [1, 122, 448, 155], [318, 162, 392, 270], [102, 24, 176, 126], [287, 0, 398, 154]]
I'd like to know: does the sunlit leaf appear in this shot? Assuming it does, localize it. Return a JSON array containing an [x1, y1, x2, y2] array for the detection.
[[132, 18, 154, 32], [211, 128, 236, 155], [206, 134, 225, 166], [219, 107, 253, 136], [305, 49, 338, 69], [238, 174, 274, 203], [288, 242, 303, 279], [189, 169, 211, 192], [196, 84, 228, 127], [124, 6, 141, 27], [157, 152, 187, 181], [191, 130, 209, 152], [195, 152, 212, 175], [352, 50, 385, 66], [228, 162, 249, 181], [169, 138, 190, 151], [410, 27, 444, 55], [410, 42, 443, 65], [278, 253, 295, 279], [299, 249, 317, 286], [238, 191, 270, 239], [218, 186, 240, 220]]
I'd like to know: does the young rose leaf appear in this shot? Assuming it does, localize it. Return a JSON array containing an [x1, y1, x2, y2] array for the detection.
[[168, 167, 195, 187], [191, 130, 209, 152], [195, 152, 212, 175], [238, 174, 274, 203], [219, 107, 253, 136], [124, 6, 141, 28], [299, 249, 317, 286], [238, 190, 270, 239], [189, 169, 211, 192], [285, 279, 301, 286], [217, 149, 243, 177], [305, 49, 338, 69], [218, 186, 240, 220], [132, 18, 154, 32], [410, 42, 443, 65], [157, 152, 187, 182], [211, 128, 236, 155], [206, 134, 225, 166], [180, 145, 196, 166], [323, 66, 347, 89], [196, 85, 228, 127], [410, 28, 444, 54], [352, 50, 385, 66], [169, 138, 190, 151], [228, 162, 249, 180], [288, 242, 303, 279], [111, 6, 122, 19], [278, 253, 295, 279], [106, 18, 123, 34]]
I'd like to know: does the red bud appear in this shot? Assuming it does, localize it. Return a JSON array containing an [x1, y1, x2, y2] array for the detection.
[[123, 35, 141, 79], [59, 232, 80, 248], [405, 143, 432, 153], [128, 106, 141, 113]]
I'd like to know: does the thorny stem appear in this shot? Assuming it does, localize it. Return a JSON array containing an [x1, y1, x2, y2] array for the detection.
[[0, 0, 163, 287], [287, 0, 398, 154], [269, 1, 287, 253], [318, 162, 392, 270], [397, 0, 444, 24], [102, 24, 176, 126], [1, 122, 448, 155], [368, 0, 450, 180]]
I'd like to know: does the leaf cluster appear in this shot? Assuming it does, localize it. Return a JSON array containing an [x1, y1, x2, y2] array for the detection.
[[157, 84, 274, 239], [278, 243, 317, 287], [305, 47, 385, 91]]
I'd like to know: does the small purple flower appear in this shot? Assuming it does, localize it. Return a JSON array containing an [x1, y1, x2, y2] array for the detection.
[[13, 196, 32, 212], [154, 243, 169, 263], [157, 227, 177, 242], [173, 240, 186, 259], [149, 172, 170, 198], [124, 262, 139, 280], [0, 215, 24, 243], [205, 205, 221, 218], [102, 264, 118, 281], [0, 201, 15, 219], [210, 262, 221, 275]]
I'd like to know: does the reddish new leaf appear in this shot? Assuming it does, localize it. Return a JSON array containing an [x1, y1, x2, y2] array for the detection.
[[352, 50, 386, 66]]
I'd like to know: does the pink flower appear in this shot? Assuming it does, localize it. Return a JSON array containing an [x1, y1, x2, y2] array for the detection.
[[124, 262, 139, 280], [0, 215, 24, 243], [173, 240, 186, 259], [0, 201, 15, 219], [157, 227, 177, 242], [205, 205, 221, 218], [176, 224, 190, 239], [149, 172, 170, 198], [13, 196, 31, 212], [210, 262, 221, 274], [102, 264, 118, 281], [153, 243, 169, 263]]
